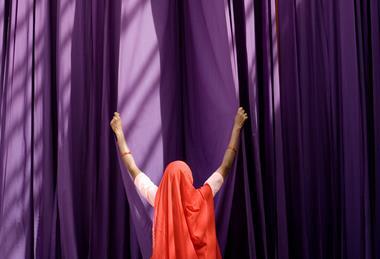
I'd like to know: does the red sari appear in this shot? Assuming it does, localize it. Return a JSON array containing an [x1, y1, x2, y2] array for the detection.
[[152, 161, 222, 259]]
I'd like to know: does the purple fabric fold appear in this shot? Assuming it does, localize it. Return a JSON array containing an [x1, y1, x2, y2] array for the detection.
[[0, 0, 379, 258]]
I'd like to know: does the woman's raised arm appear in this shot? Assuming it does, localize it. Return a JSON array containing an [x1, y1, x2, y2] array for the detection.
[[216, 107, 248, 179], [110, 112, 142, 179]]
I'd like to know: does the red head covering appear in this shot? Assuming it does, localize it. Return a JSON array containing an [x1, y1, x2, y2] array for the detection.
[[152, 161, 222, 259]]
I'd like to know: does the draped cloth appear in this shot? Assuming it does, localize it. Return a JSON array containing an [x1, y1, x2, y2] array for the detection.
[[0, 0, 379, 258], [152, 161, 221, 259]]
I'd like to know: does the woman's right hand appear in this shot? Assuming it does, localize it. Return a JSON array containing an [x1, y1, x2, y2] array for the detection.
[[110, 112, 124, 139]]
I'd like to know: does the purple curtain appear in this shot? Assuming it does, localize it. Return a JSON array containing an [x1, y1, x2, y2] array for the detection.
[[277, 0, 380, 259], [0, 0, 379, 259]]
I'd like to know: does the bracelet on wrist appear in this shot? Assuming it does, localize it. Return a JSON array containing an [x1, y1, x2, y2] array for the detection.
[[227, 146, 237, 153], [121, 151, 132, 157]]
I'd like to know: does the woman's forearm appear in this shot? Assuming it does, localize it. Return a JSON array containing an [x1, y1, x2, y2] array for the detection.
[[115, 132, 141, 180], [218, 125, 242, 178], [110, 112, 142, 180], [217, 107, 248, 179]]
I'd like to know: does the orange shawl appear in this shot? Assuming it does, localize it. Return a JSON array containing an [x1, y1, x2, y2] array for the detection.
[[152, 161, 222, 259]]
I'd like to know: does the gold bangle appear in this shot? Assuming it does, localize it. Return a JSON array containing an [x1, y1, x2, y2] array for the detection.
[[227, 146, 237, 153], [121, 151, 132, 157]]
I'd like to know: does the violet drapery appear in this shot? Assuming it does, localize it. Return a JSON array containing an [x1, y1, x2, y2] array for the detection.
[[277, 0, 380, 259], [0, 0, 379, 259]]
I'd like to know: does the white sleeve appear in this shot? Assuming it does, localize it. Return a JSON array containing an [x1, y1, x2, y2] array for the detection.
[[204, 172, 224, 197], [134, 172, 158, 207]]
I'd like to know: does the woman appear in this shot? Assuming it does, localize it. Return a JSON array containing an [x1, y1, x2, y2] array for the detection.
[[110, 107, 248, 258]]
